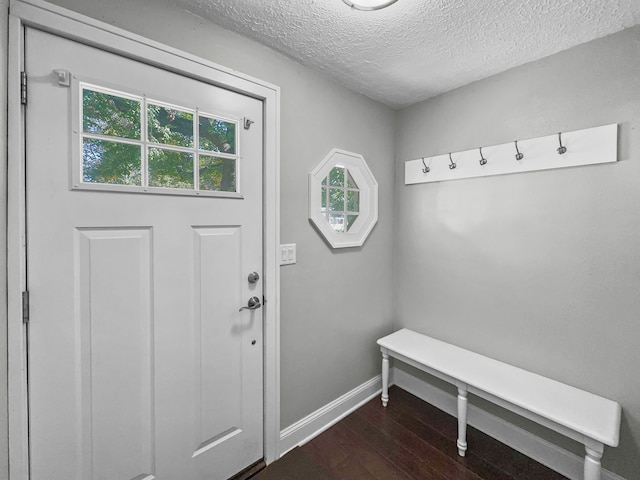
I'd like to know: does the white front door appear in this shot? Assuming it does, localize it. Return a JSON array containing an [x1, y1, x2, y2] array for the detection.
[[26, 27, 264, 480]]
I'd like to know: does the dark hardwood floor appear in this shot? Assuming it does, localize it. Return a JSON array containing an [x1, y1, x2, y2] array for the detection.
[[252, 386, 567, 480]]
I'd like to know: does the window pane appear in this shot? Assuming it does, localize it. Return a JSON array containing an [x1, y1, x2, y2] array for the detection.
[[321, 187, 327, 210], [83, 138, 141, 185], [329, 214, 345, 233], [329, 188, 344, 212], [347, 170, 358, 189], [329, 167, 344, 187], [148, 148, 194, 189], [347, 190, 359, 212], [83, 89, 140, 139], [322, 176, 327, 186], [199, 155, 236, 192], [347, 215, 358, 231], [148, 104, 194, 147], [199, 116, 236, 154]]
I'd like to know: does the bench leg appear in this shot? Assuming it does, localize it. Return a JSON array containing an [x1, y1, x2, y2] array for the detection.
[[457, 387, 468, 457], [381, 351, 389, 407], [584, 446, 603, 480]]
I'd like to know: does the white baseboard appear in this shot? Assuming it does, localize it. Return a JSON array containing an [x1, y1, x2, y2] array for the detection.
[[279, 375, 381, 457], [393, 367, 626, 480]]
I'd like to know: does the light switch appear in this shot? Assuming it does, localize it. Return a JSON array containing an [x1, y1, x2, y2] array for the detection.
[[280, 244, 296, 265]]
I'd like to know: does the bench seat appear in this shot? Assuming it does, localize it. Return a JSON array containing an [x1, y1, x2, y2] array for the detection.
[[377, 329, 621, 480]]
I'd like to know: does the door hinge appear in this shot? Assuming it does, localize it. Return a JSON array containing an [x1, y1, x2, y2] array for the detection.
[[22, 291, 30, 324], [20, 71, 27, 105]]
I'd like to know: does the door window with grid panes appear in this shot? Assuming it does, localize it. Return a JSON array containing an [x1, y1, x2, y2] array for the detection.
[[77, 83, 240, 196]]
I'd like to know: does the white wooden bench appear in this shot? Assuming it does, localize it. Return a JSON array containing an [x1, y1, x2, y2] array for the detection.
[[377, 329, 621, 480]]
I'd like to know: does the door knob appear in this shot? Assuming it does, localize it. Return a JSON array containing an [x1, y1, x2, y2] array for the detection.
[[239, 296, 262, 312]]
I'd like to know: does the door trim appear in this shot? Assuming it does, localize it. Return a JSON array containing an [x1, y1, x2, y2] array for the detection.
[[7, 1, 281, 478]]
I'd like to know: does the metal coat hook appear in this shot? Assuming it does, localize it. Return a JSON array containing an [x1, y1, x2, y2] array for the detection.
[[448, 153, 456, 170], [514, 140, 524, 160], [421, 157, 430, 173], [557, 132, 567, 155], [479, 147, 487, 166]]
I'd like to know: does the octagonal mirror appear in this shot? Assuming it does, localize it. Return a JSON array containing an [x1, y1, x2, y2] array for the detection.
[[309, 149, 378, 248]]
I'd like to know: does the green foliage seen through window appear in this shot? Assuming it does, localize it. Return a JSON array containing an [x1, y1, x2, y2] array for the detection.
[[81, 86, 238, 192]]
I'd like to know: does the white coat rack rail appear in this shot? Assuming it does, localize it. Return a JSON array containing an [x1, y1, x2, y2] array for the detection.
[[404, 124, 618, 185]]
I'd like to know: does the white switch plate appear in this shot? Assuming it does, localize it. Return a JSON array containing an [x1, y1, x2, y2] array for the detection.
[[280, 244, 296, 265]]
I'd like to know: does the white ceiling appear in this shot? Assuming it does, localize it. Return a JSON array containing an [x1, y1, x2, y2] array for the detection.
[[175, 0, 640, 109]]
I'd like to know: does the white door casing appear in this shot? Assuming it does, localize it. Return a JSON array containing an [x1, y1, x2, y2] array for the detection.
[[7, 1, 281, 479]]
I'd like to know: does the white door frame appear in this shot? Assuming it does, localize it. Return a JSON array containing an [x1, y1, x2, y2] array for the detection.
[[7, 1, 281, 478]]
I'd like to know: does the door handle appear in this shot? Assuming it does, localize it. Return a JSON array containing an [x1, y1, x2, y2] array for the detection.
[[239, 296, 262, 312]]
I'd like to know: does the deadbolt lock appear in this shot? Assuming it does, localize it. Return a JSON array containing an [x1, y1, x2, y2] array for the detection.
[[248, 272, 260, 284]]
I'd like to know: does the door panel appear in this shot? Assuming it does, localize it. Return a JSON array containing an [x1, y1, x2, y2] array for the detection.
[[26, 27, 264, 480], [193, 226, 243, 456], [77, 228, 155, 480]]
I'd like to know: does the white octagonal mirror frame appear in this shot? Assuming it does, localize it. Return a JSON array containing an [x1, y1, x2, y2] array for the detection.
[[309, 148, 378, 248]]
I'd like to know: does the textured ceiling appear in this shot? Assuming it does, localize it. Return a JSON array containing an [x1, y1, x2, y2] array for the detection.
[[174, 0, 640, 109]]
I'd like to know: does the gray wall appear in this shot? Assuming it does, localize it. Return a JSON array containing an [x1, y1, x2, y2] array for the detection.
[[7, 0, 397, 434], [394, 26, 640, 479]]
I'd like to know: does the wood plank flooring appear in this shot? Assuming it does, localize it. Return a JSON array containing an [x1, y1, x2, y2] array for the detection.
[[252, 386, 567, 480]]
